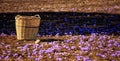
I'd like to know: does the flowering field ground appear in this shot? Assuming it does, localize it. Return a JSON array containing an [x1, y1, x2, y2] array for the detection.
[[0, 0, 120, 61], [0, 33, 120, 61]]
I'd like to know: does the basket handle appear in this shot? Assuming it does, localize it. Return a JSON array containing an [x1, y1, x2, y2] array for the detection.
[[35, 14, 41, 19], [15, 15, 21, 20]]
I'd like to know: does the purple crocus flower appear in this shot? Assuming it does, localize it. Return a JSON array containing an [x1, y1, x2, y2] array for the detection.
[[69, 32, 72, 35], [38, 50, 45, 54], [83, 57, 91, 61], [56, 58, 62, 61], [1, 55, 4, 58], [113, 41, 119, 47], [37, 33, 40, 36], [28, 55, 32, 58], [39, 44, 43, 48], [47, 53, 51, 58], [76, 56, 82, 60], [64, 40, 70, 43], [111, 54, 116, 57], [38, 55, 43, 59], [13, 53, 18, 57], [33, 44, 39, 48], [0, 33, 7, 36], [4, 56, 9, 60], [107, 44, 112, 47], [98, 44, 103, 48], [55, 33, 59, 38], [2, 50, 6, 55], [79, 40, 84, 44], [53, 44, 61, 50], [32, 51, 37, 55], [116, 51, 120, 54], [64, 33, 68, 35], [61, 52, 67, 55], [112, 60, 115, 61], [45, 48, 54, 53], [0, 42, 5, 45], [88, 38, 94, 42], [96, 53, 106, 58], [24, 44, 30, 47], [71, 46, 76, 49], [81, 47, 89, 51], [71, 8, 75, 11], [115, 51, 120, 56], [108, 40, 113, 43], [5, 45, 10, 49], [35, 58, 40, 61], [10, 33, 16, 36], [64, 57, 67, 60], [17, 56, 22, 61], [21, 46, 27, 52]]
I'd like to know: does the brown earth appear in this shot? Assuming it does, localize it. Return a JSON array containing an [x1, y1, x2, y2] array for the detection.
[[0, 0, 120, 14]]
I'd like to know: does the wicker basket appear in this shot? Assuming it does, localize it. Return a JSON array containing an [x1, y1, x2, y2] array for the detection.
[[15, 15, 40, 40]]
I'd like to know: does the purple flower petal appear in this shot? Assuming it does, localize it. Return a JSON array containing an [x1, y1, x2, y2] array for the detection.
[[71, 46, 76, 49], [83, 57, 90, 61], [56, 58, 62, 61], [13, 53, 18, 57], [81, 47, 89, 51], [0, 33, 7, 36], [4, 56, 9, 60], [111, 54, 116, 57], [113, 41, 119, 47], [96, 53, 106, 58], [76, 56, 82, 60], [35, 58, 40, 61], [107, 44, 112, 47], [5, 45, 11, 49]]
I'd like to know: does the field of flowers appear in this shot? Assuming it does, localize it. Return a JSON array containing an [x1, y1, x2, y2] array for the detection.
[[0, 0, 120, 61], [0, 33, 120, 61]]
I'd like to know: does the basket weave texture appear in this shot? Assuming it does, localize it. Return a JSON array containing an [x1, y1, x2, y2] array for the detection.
[[15, 15, 40, 40]]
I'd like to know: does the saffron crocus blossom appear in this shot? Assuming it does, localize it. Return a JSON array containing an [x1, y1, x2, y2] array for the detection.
[[55, 33, 59, 38], [96, 53, 106, 58], [45, 48, 54, 53], [64, 40, 71, 43], [108, 40, 113, 43], [13, 53, 18, 57], [83, 57, 91, 61], [35, 58, 40, 61], [88, 38, 94, 42], [111, 54, 116, 57], [81, 46, 89, 51], [10, 33, 16, 36], [71, 46, 76, 49], [107, 44, 112, 47], [113, 41, 119, 47], [0, 33, 7, 36], [56, 58, 62, 61], [4, 56, 9, 60], [5, 45, 11, 49], [76, 56, 83, 60], [33, 44, 39, 48], [17, 56, 22, 61], [52, 44, 61, 50]]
